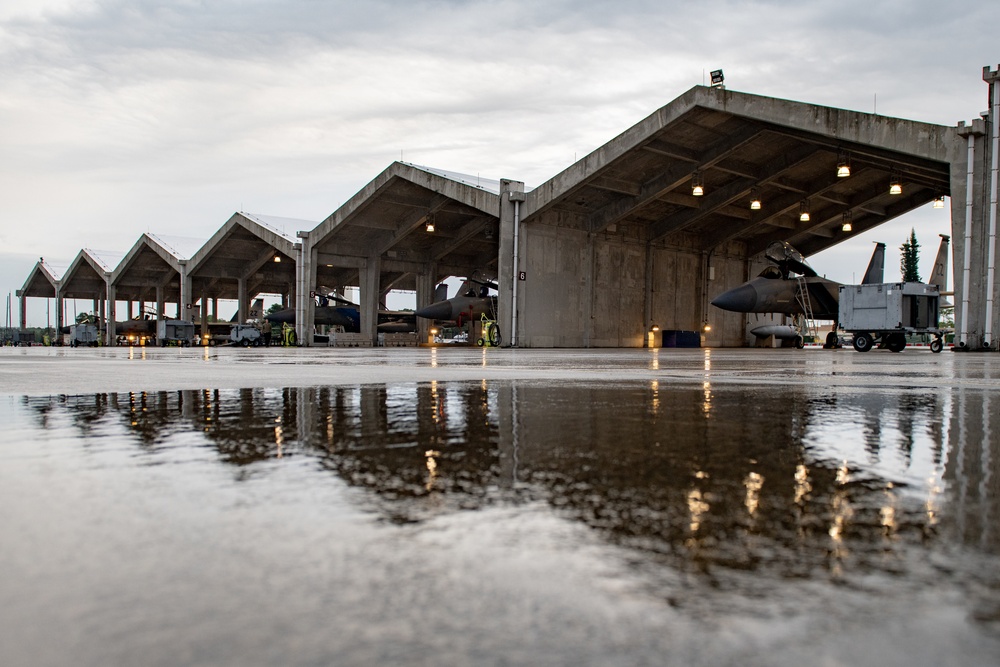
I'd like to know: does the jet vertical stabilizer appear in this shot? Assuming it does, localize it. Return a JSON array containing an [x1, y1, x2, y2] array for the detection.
[[861, 243, 885, 284], [929, 234, 952, 307]]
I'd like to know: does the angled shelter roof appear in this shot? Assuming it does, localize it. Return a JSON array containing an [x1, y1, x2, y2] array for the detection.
[[112, 233, 206, 302], [186, 212, 306, 299], [311, 161, 502, 290], [60, 249, 125, 300], [18, 259, 64, 298], [524, 85, 955, 258]]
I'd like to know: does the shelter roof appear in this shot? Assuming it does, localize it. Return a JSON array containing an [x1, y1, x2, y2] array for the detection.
[[59, 249, 125, 299], [18, 259, 64, 298], [112, 233, 207, 302], [186, 212, 309, 299], [310, 161, 502, 291], [524, 85, 955, 258]]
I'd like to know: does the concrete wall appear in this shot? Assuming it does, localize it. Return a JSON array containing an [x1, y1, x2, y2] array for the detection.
[[513, 221, 749, 348]]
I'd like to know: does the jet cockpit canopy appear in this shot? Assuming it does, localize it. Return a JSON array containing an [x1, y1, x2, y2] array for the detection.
[[764, 241, 817, 278]]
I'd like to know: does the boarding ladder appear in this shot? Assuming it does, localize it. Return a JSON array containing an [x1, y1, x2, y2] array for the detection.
[[794, 276, 819, 341]]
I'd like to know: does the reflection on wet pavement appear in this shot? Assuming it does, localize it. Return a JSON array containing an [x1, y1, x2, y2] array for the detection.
[[3, 379, 999, 666]]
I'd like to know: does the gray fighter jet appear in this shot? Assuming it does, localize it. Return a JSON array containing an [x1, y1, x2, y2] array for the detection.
[[414, 277, 498, 327], [712, 235, 950, 348]]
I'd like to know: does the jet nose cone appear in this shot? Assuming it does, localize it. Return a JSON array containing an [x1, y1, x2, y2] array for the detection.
[[711, 284, 758, 312], [414, 301, 454, 320]]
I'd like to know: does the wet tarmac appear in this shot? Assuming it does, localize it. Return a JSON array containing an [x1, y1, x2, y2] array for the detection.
[[1, 346, 999, 666]]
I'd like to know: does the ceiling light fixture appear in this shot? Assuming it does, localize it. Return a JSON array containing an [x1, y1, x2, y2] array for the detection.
[[889, 172, 903, 195], [691, 171, 704, 197], [750, 187, 762, 210], [425, 217, 435, 233], [932, 196, 946, 209], [837, 152, 851, 178], [799, 200, 811, 223], [273, 256, 281, 263], [841, 210, 853, 232]]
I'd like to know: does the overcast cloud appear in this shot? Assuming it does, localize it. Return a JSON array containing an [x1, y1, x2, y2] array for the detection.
[[2, 0, 998, 324]]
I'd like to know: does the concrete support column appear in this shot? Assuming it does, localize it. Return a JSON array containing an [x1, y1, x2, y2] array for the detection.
[[955, 114, 997, 350], [178, 261, 190, 321], [360, 255, 380, 340], [416, 264, 437, 342], [497, 179, 525, 347], [127, 301, 134, 320], [237, 278, 248, 324], [156, 286, 165, 321], [55, 289, 63, 338], [105, 287, 116, 346], [18, 291, 26, 330], [304, 241, 316, 346], [200, 295, 209, 339]]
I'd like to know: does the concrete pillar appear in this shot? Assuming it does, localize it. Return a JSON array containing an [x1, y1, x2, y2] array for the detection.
[[497, 179, 525, 347], [199, 296, 208, 338], [360, 255, 380, 340], [237, 278, 247, 324], [105, 287, 116, 346], [296, 239, 314, 347], [55, 288, 63, 337], [416, 264, 437, 342], [178, 261, 191, 321], [156, 285, 165, 321], [954, 102, 1000, 351], [127, 300, 134, 320], [18, 291, 26, 330]]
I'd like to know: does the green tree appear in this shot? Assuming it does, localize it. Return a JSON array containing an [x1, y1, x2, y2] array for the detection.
[[266, 303, 285, 315], [900, 228, 921, 282]]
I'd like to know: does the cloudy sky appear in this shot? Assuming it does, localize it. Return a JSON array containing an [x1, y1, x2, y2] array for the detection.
[[2, 0, 998, 325]]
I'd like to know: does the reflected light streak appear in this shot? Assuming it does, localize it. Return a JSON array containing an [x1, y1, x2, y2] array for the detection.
[[794, 464, 812, 505], [829, 461, 852, 576], [650, 380, 659, 415], [275, 425, 284, 457], [481, 347, 488, 367], [203, 345, 210, 361], [702, 381, 712, 416], [880, 482, 896, 533], [430, 347, 438, 368], [430, 381, 442, 423], [425, 449, 440, 491], [688, 488, 709, 533], [703, 349, 711, 373], [651, 349, 660, 371], [744, 472, 763, 516]]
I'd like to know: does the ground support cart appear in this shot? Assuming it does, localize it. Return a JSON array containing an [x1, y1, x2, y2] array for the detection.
[[476, 313, 501, 348], [69, 323, 100, 347], [838, 282, 945, 353], [230, 324, 263, 347], [157, 319, 195, 346]]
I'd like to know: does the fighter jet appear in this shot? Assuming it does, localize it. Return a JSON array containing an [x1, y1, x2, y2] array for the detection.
[[711, 236, 950, 348], [265, 290, 416, 333], [414, 277, 498, 327]]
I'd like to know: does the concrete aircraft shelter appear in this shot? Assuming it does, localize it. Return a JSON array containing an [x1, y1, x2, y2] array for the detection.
[[15, 259, 63, 331], [109, 233, 205, 345], [496, 84, 955, 348], [299, 162, 501, 341], [185, 212, 307, 327], [57, 248, 125, 331]]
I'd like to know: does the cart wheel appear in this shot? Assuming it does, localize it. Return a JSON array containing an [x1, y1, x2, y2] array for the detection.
[[930, 338, 944, 353], [853, 333, 874, 352], [794, 335, 805, 349], [477, 338, 485, 347], [886, 332, 906, 353], [241, 338, 251, 347], [824, 331, 838, 349], [489, 326, 501, 347]]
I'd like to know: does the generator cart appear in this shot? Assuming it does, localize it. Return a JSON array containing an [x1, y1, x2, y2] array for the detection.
[[157, 319, 195, 346], [838, 282, 945, 353]]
